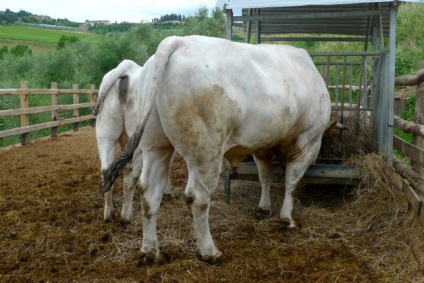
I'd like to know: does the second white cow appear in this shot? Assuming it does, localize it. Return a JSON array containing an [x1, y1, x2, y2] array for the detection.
[[94, 59, 174, 223]]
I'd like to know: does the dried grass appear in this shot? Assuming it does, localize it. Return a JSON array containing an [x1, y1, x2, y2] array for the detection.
[[321, 116, 375, 160]]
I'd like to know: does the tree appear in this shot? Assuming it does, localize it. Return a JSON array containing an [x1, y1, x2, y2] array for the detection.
[[179, 7, 225, 38], [17, 10, 31, 17], [0, 46, 8, 60], [0, 11, 18, 24], [196, 6, 209, 21], [45, 48, 76, 84], [57, 35, 79, 49], [10, 45, 32, 57]]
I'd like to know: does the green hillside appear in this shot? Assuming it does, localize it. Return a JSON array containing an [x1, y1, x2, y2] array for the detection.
[[0, 25, 102, 52]]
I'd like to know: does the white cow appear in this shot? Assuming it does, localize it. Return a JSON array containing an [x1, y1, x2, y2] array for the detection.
[[102, 36, 331, 264], [94, 59, 174, 223]]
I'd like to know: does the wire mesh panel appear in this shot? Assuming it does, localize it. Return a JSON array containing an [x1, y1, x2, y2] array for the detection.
[[309, 52, 381, 162]]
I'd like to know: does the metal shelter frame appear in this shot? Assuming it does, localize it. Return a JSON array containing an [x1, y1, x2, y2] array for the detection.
[[215, 0, 423, 198]]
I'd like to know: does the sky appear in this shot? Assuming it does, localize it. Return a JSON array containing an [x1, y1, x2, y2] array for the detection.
[[3, 0, 221, 23]]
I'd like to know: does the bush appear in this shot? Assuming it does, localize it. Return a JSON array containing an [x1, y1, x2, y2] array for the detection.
[[396, 3, 424, 76], [10, 45, 32, 57], [57, 35, 79, 49], [0, 46, 8, 59], [178, 7, 225, 38]]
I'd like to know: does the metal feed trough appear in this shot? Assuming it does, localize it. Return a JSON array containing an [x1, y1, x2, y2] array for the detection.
[[216, 0, 424, 198]]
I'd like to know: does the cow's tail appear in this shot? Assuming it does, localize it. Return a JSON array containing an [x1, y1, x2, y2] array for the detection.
[[92, 59, 138, 116], [118, 75, 129, 104], [101, 37, 181, 194]]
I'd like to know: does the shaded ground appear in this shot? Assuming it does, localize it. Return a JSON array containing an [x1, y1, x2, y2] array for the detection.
[[0, 127, 423, 282]]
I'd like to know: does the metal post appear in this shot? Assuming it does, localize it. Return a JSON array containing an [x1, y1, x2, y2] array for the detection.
[[226, 9, 233, 40], [386, 3, 397, 166], [349, 65, 353, 106], [378, 3, 385, 51], [378, 52, 388, 157], [246, 9, 252, 43], [371, 14, 378, 112], [255, 9, 260, 44], [335, 65, 339, 104], [326, 56, 331, 91]]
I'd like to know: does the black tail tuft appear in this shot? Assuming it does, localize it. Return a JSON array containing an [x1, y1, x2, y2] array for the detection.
[[100, 125, 145, 194], [101, 147, 134, 194]]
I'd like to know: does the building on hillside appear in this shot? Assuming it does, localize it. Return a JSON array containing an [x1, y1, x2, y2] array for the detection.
[[79, 20, 110, 29]]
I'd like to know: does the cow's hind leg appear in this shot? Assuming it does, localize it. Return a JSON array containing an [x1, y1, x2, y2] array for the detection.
[[103, 179, 114, 221], [124, 149, 175, 223], [280, 138, 322, 228], [184, 158, 223, 264], [97, 117, 123, 222], [98, 140, 118, 222], [253, 151, 274, 219], [138, 147, 174, 265], [120, 144, 143, 223]]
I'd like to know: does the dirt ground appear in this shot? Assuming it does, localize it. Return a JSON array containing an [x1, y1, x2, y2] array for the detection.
[[1, 127, 424, 282]]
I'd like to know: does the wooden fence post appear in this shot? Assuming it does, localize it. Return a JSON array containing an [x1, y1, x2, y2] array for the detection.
[[19, 81, 29, 145], [73, 83, 79, 131], [51, 82, 59, 138], [90, 84, 97, 127], [413, 61, 424, 176]]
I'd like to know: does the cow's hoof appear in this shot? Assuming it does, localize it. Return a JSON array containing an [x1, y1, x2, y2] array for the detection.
[[198, 251, 224, 265], [104, 208, 117, 223], [103, 213, 113, 223], [256, 207, 272, 219], [277, 217, 296, 229], [120, 212, 132, 226], [162, 192, 176, 202], [140, 251, 165, 266], [120, 211, 133, 224], [119, 219, 131, 229]]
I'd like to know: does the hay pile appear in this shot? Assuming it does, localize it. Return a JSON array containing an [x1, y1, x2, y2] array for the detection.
[[321, 115, 375, 160], [1, 128, 423, 282]]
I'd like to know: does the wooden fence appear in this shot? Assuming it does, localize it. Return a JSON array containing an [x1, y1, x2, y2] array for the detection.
[[0, 81, 97, 145], [393, 67, 424, 226]]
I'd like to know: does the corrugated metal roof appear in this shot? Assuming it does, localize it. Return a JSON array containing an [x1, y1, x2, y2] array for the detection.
[[217, 1, 424, 37], [216, 0, 424, 10]]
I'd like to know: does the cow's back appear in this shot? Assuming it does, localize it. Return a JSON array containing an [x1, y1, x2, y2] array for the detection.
[[153, 36, 330, 160]]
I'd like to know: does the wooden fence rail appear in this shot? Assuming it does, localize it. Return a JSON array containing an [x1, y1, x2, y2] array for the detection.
[[0, 81, 97, 145], [394, 67, 424, 227], [394, 66, 424, 168]]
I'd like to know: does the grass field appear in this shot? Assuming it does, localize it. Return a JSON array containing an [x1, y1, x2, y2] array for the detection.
[[0, 39, 56, 53], [0, 25, 102, 52]]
